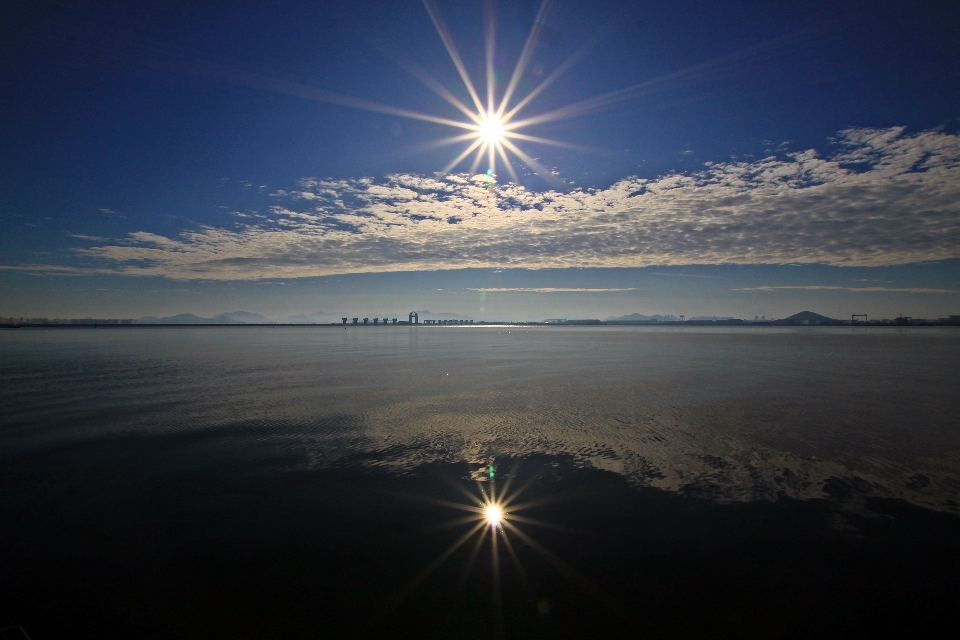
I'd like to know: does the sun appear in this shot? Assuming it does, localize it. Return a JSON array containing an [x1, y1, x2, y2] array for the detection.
[[293, 0, 725, 186], [346, 0, 592, 187], [298, 1, 613, 186], [479, 114, 504, 145]]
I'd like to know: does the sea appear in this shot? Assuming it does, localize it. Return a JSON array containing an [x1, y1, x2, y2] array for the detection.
[[2, 326, 958, 638]]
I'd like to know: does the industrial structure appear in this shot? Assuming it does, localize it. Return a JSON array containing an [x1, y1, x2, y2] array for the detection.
[[333, 312, 476, 326]]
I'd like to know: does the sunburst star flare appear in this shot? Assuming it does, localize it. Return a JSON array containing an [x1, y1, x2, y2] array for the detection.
[[398, 0, 587, 186]]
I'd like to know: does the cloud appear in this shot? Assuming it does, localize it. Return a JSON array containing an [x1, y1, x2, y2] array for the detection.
[[647, 272, 719, 278], [742, 285, 958, 294], [0, 265, 109, 276], [467, 287, 636, 293], [20, 126, 960, 280]]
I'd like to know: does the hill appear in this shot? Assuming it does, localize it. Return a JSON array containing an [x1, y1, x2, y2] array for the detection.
[[138, 312, 270, 324], [776, 311, 838, 325]]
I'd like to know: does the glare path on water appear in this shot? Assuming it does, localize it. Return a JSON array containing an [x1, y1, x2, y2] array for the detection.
[[380, 460, 595, 637]]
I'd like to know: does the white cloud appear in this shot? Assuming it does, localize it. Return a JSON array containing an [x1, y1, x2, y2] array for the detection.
[[28, 126, 960, 280], [742, 285, 958, 294], [467, 287, 636, 293], [0, 265, 108, 276]]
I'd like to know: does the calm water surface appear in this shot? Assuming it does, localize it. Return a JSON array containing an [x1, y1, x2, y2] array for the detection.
[[2, 326, 958, 637]]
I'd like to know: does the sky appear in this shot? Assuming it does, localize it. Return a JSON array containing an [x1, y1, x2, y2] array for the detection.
[[2, 0, 959, 321]]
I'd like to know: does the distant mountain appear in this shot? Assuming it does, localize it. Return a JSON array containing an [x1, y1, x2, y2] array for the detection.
[[605, 313, 680, 322], [138, 313, 216, 324], [138, 311, 269, 324], [776, 311, 838, 325], [136, 310, 476, 324], [217, 311, 270, 323]]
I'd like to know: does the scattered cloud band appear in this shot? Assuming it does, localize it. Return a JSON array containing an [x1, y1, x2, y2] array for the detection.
[[11, 126, 960, 280]]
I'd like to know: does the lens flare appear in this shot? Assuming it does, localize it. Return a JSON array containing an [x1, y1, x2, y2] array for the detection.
[[388, 0, 580, 186], [208, 0, 786, 189]]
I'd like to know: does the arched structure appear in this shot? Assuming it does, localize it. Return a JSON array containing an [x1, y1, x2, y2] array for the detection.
[[409, 312, 419, 324]]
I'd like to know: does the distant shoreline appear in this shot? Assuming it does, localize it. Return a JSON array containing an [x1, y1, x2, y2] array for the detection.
[[4, 321, 959, 329]]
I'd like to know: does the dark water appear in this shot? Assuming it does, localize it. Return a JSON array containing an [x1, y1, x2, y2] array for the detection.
[[2, 326, 958, 638]]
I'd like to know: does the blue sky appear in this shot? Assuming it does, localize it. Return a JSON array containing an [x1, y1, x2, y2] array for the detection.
[[2, 0, 959, 320]]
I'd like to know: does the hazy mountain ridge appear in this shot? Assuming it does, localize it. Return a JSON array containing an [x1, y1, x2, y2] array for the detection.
[[774, 310, 838, 324], [129, 309, 841, 325], [139, 311, 273, 324], [135, 310, 473, 324], [782, 310, 836, 322]]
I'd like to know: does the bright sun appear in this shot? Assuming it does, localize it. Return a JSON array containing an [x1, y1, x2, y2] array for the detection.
[[479, 114, 504, 145], [313, 1, 595, 185], [485, 504, 503, 526]]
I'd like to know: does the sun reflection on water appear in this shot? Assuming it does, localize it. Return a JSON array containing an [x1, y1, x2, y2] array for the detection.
[[382, 458, 593, 637], [485, 504, 503, 527]]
